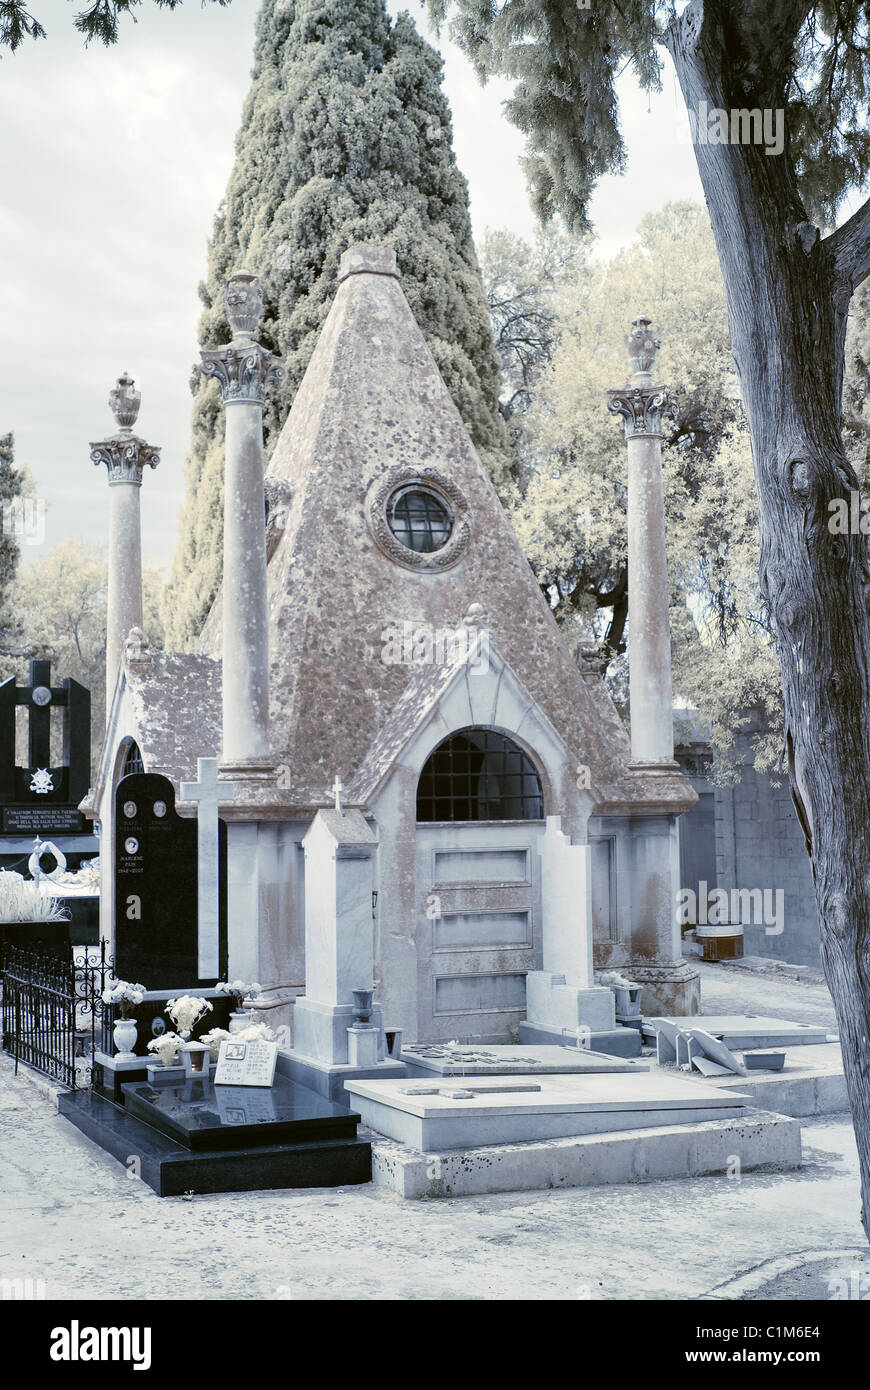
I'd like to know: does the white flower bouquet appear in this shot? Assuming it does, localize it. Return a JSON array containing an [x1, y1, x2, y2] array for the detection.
[[146, 1031, 183, 1068], [201, 1022, 275, 1061], [102, 979, 146, 1019], [215, 979, 262, 1010], [200, 1027, 232, 1062], [164, 994, 213, 1038]]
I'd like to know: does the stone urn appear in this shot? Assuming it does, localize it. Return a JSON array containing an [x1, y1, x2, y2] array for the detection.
[[352, 989, 374, 1024], [229, 1009, 255, 1034], [112, 1017, 138, 1062]]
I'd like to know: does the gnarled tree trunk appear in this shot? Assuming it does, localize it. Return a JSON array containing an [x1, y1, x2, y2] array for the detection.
[[667, 1, 870, 1240]]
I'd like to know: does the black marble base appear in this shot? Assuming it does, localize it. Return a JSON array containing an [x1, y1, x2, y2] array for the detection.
[[93, 1058, 148, 1104], [58, 1090, 371, 1196], [122, 1076, 361, 1151]]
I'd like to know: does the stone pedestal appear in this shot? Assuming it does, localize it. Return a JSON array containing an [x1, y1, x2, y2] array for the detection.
[[282, 807, 405, 1100], [524, 818, 621, 1045], [624, 813, 700, 1015], [225, 821, 284, 991]]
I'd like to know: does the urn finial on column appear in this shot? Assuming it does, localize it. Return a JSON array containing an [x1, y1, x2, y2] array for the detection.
[[90, 375, 160, 486], [108, 371, 141, 431], [225, 270, 264, 340], [200, 270, 284, 405], [607, 315, 671, 439], [626, 315, 661, 379]]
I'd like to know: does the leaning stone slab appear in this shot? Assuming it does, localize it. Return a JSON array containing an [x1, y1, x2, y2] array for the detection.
[[644, 1016, 829, 1049]]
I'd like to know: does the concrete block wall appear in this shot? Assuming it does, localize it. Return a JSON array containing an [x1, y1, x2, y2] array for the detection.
[[714, 762, 820, 966], [678, 727, 821, 968]]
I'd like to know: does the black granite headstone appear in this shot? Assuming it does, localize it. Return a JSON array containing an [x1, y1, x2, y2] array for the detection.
[[0, 659, 90, 835], [114, 772, 227, 988]]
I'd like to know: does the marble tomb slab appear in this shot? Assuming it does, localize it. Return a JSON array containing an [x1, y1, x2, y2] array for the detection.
[[345, 1070, 751, 1150], [399, 1043, 648, 1077], [644, 1016, 829, 1049], [122, 1076, 360, 1151]]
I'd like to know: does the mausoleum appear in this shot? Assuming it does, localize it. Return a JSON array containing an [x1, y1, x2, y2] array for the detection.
[[82, 243, 699, 1083]]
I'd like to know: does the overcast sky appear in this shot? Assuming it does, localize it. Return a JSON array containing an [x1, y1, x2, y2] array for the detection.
[[0, 0, 706, 571]]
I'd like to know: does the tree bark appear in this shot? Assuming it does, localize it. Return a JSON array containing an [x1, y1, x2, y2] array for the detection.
[[667, 0, 870, 1240]]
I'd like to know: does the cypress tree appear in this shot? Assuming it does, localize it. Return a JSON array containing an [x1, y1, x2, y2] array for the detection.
[[164, 0, 510, 648]]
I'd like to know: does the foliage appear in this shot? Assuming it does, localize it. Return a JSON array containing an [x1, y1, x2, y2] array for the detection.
[[428, 1, 870, 231], [164, 0, 510, 648], [0, 0, 230, 53], [489, 203, 774, 773], [0, 871, 70, 922]]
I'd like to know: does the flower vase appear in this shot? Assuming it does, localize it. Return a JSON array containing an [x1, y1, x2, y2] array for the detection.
[[229, 1009, 255, 1034], [112, 1017, 138, 1062], [352, 989, 374, 1024]]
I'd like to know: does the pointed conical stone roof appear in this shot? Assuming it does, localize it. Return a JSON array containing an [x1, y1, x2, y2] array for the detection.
[[200, 243, 691, 816]]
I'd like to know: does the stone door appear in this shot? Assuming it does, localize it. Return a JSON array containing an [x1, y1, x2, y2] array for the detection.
[[414, 822, 545, 1043]]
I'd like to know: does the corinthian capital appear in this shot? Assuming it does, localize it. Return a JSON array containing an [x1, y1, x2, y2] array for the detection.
[[199, 270, 285, 406], [90, 373, 160, 485], [90, 435, 161, 485], [200, 341, 285, 405], [606, 385, 672, 439]]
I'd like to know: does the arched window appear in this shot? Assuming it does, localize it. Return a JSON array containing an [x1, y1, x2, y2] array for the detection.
[[121, 741, 144, 778], [417, 728, 544, 823]]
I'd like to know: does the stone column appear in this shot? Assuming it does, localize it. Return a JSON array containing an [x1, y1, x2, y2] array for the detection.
[[200, 272, 284, 783], [606, 320, 700, 1017], [90, 373, 160, 715], [607, 318, 678, 770]]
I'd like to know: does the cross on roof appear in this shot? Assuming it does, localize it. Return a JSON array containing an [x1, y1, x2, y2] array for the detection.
[[332, 775, 343, 813]]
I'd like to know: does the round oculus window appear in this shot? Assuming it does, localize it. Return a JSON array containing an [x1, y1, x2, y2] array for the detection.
[[386, 486, 453, 555]]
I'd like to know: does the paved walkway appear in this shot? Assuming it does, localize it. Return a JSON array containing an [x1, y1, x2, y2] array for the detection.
[[0, 962, 864, 1301]]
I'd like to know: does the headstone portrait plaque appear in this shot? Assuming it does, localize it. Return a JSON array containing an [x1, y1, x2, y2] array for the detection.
[[214, 1039, 278, 1088]]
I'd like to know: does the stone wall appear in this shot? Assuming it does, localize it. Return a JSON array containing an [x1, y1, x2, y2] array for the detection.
[[676, 732, 821, 967]]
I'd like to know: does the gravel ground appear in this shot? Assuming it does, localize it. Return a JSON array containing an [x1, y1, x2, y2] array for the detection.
[[0, 960, 864, 1302]]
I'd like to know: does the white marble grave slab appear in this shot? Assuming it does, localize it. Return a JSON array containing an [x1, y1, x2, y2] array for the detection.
[[399, 1043, 648, 1077], [346, 1070, 750, 1150], [645, 1016, 828, 1048]]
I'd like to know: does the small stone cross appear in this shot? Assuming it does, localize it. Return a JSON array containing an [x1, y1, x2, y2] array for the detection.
[[180, 757, 236, 979]]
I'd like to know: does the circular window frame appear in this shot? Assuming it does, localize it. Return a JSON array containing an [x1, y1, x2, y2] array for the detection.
[[366, 466, 471, 572]]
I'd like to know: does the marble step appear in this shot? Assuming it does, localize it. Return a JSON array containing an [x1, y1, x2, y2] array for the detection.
[[58, 1089, 371, 1196]]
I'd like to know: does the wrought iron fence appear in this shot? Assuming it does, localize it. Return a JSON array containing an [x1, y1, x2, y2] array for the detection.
[[1, 941, 114, 1090]]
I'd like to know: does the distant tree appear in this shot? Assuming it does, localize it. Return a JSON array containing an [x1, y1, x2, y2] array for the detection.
[[479, 228, 587, 428], [485, 204, 780, 775], [163, 0, 510, 648]]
